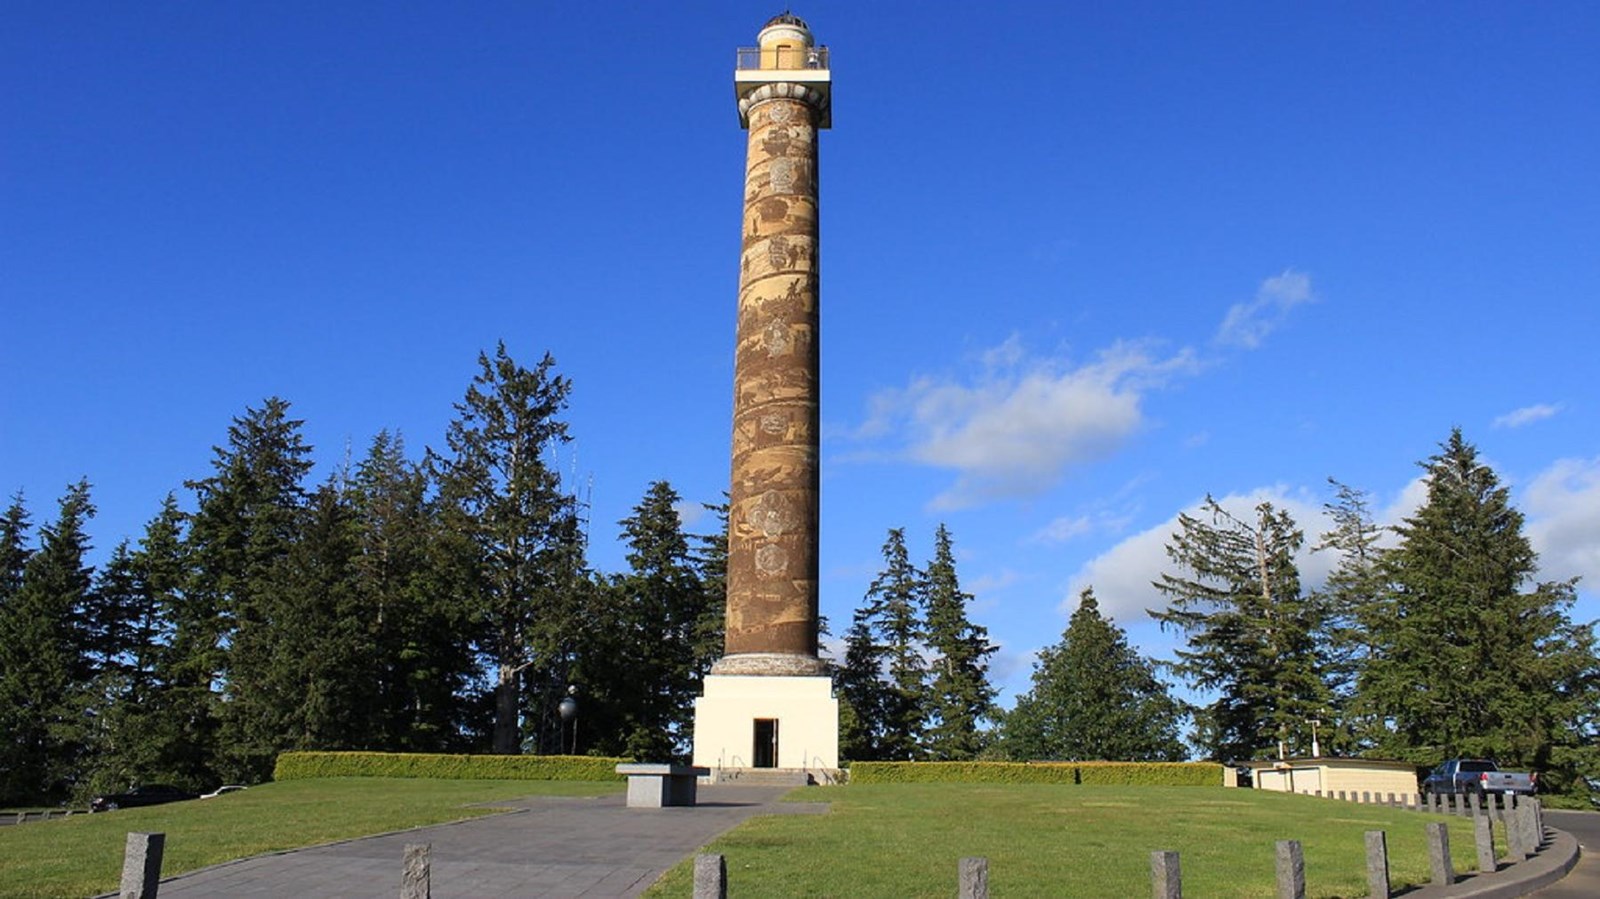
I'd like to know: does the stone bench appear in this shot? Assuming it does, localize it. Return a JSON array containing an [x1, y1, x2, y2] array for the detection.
[[616, 763, 711, 808]]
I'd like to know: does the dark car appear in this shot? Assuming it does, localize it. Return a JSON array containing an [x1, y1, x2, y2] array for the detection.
[[89, 784, 198, 812]]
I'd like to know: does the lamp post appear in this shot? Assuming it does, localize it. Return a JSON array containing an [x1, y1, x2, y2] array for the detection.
[[1309, 718, 1322, 758], [557, 687, 578, 755]]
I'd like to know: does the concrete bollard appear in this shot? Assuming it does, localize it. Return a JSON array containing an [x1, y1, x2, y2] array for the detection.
[[1505, 803, 1527, 861], [694, 854, 728, 899], [1466, 791, 1479, 817], [1276, 840, 1305, 899], [119, 832, 165, 899], [1365, 831, 1390, 899], [958, 856, 988, 899], [1429, 792, 1440, 814], [1151, 850, 1181, 899], [402, 843, 430, 899], [1474, 815, 1497, 874], [1532, 797, 1544, 847], [1426, 821, 1455, 886]]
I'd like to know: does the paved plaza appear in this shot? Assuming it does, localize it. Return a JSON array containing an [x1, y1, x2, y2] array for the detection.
[[146, 785, 823, 898]]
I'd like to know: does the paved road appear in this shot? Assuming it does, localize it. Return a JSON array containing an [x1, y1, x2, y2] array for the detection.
[[146, 785, 823, 898], [1530, 809, 1599, 898]]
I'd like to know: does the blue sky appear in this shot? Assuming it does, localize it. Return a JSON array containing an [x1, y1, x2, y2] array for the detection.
[[4, 2, 1598, 711]]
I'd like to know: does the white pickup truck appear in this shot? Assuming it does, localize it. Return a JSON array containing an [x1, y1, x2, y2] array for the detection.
[[1420, 759, 1537, 797]]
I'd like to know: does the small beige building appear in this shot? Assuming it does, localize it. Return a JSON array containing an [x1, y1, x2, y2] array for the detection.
[[1231, 757, 1421, 798]]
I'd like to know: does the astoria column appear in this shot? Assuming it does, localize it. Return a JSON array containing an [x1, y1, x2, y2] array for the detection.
[[694, 14, 838, 774], [718, 13, 831, 677]]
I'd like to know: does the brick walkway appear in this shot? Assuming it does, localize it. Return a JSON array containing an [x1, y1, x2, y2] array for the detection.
[[146, 785, 823, 898]]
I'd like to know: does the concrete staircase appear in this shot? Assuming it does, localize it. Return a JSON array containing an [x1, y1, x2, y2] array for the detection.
[[707, 768, 815, 787]]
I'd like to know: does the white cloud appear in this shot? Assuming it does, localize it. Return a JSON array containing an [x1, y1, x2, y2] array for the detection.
[[672, 500, 708, 529], [859, 337, 1198, 509], [1065, 486, 1333, 624], [1492, 403, 1563, 430], [1214, 269, 1315, 349], [1524, 455, 1600, 588]]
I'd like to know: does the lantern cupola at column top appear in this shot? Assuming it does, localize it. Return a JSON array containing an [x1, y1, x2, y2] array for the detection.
[[735, 12, 831, 129]]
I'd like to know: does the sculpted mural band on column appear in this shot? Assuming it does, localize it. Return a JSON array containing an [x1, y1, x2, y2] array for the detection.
[[719, 92, 825, 676]]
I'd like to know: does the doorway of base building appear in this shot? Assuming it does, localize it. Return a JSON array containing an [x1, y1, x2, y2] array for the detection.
[[753, 719, 778, 768]]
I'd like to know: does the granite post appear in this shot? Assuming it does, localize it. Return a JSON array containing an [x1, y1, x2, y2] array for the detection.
[[1426, 821, 1455, 886], [119, 832, 165, 899], [1151, 850, 1182, 899], [958, 857, 989, 899], [1474, 815, 1497, 875], [694, 854, 728, 899], [1276, 840, 1305, 899], [1365, 831, 1390, 899], [401, 843, 430, 899]]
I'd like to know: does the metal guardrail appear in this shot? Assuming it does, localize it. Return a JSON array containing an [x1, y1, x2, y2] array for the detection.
[[736, 46, 829, 71]]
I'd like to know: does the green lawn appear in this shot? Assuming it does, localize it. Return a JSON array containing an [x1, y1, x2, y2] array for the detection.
[[647, 784, 1498, 898], [0, 777, 620, 899]]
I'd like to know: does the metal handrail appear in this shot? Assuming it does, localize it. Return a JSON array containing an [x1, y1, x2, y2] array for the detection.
[[736, 46, 829, 71]]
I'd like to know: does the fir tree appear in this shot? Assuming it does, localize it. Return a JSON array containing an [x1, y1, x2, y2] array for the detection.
[[921, 524, 997, 760], [581, 481, 704, 760], [1356, 430, 1600, 798], [186, 397, 315, 782], [0, 493, 30, 603], [350, 431, 473, 751], [1149, 498, 1332, 761], [0, 481, 96, 802], [430, 344, 583, 753], [835, 607, 887, 760], [1310, 478, 1385, 753], [688, 497, 729, 679], [1006, 588, 1186, 761], [82, 498, 190, 794], [860, 528, 927, 760]]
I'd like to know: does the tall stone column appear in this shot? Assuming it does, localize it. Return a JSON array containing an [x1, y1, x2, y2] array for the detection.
[[693, 13, 838, 773], [716, 15, 831, 678]]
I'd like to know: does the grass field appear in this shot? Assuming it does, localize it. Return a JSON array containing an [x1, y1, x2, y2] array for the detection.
[[0, 777, 621, 899], [647, 784, 1497, 898]]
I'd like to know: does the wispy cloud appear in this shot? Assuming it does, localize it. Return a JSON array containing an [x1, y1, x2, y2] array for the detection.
[[857, 336, 1198, 510], [1524, 455, 1600, 588], [1492, 403, 1563, 429], [1214, 270, 1315, 349]]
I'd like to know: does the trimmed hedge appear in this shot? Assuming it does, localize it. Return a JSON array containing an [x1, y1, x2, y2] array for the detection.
[[848, 761, 1221, 787], [273, 751, 631, 783]]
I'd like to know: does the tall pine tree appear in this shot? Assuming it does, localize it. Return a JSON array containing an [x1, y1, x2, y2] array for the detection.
[[1006, 588, 1186, 761], [921, 525, 997, 760], [186, 397, 315, 782], [0, 481, 96, 802], [1356, 430, 1600, 798], [430, 344, 584, 753], [1150, 498, 1333, 761]]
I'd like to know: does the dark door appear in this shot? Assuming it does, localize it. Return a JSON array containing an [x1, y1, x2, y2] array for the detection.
[[753, 719, 779, 768]]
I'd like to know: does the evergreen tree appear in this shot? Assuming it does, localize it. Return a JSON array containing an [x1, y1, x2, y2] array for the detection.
[[860, 528, 927, 760], [138, 495, 217, 789], [1149, 497, 1332, 761], [350, 431, 473, 751], [579, 482, 704, 760], [1356, 430, 1600, 798], [921, 524, 997, 760], [1310, 478, 1385, 753], [83, 498, 190, 794], [0, 481, 96, 802], [1005, 588, 1186, 761], [186, 397, 314, 782], [836, 608, 889, 760], [430, 344, 583, 753], [688, 497, 729, 679], [0, 493, 30, 603]]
